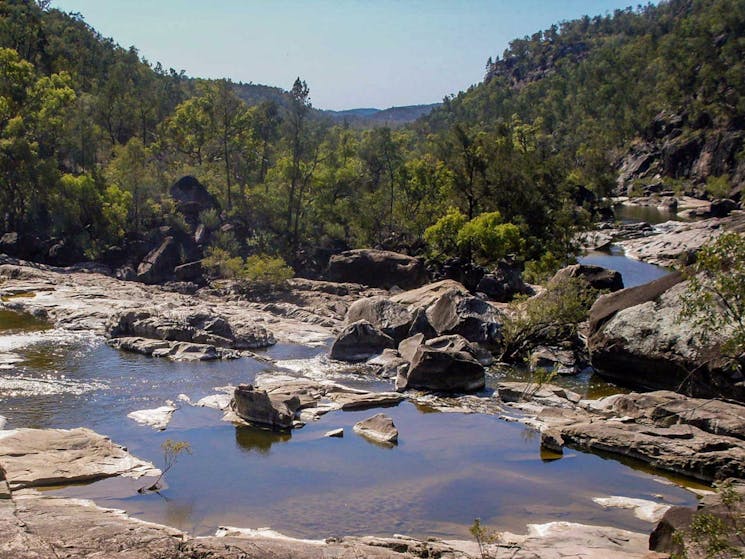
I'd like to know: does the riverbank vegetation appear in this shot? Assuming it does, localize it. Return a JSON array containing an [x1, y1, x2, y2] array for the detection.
[[1, 0, 743, 277]]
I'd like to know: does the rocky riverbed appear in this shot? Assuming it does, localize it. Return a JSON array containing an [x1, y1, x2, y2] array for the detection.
[[0, 253, 742, 557]]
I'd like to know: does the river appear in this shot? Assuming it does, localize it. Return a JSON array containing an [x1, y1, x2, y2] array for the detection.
[[0, 299, 700, 540]]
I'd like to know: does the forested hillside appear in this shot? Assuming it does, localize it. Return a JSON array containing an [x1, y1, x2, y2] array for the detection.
[[0, 0, 743, 281], [422, 0, 745, 199]]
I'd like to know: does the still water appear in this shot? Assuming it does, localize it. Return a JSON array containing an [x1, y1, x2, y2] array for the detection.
[[0, 309, 700, 540], [579, 245, 669, 288]]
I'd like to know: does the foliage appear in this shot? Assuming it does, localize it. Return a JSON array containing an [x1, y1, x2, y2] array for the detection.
[[141, 439, 191, 493], [457, 211, 523, 265], [671, 481, 745, 559], [423, 208, 467, 260], [469, 518, 502, 559], [242, 254, 294, 287], [424, 209, 524, 264], [1, 0, 743, 271], [705, 175, 732, 199], [519, 365, 559, 401], [523, 251, 564, 284], [202, 246, 244, 279], [500, 277, 598, 361], [681, 233, 745, 371]]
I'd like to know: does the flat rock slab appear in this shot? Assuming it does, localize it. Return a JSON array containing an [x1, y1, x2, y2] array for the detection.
[[0, 492, 667, 559], [127, 404, 176, 430], [327, 391, 405, 410], [496, 521, 668, 559], [593, 496, 671, 523], [618, 211, 745, 267], [0, 428, 159, 490], [2, 496, 438, 558]]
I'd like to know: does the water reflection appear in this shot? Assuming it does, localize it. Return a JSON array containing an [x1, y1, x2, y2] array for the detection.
[[614, 203, 683, 225], [0, 309, 51, 333], [579, 247, 669, 289], [235, 425, 292, 454], [0, 308, 702, 540]]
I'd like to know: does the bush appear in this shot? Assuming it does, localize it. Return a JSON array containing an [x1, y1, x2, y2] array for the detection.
[[424, 209, 524, 265], [705, 175, 732, 199], [681, 232, 745, 370], [242, 254, 294, 287], [202, 247, 244, 279], [500, 276, 599, 361], [456, 211, 523, 265], [423, 207, 467, 260], [523, 251, 564, 284]]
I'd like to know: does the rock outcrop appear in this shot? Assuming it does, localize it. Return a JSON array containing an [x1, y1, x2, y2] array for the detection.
[[505, 385, 745, 483], [330, 320, 395, 362], [107, 308, 275, 359], [549, 264, 624, 292], [136, 237, 181, 284], [650, 481, 745, 557], [327, 249, 427, 289], [335, 280, 502, 361], [170, 175, 220, 228], [588, 273, 742, 399], [345, 296, 413, 343], [618, 211, 745, 267]]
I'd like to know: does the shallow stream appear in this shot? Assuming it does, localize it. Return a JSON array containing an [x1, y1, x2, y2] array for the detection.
[[0, 304, 701, 540]]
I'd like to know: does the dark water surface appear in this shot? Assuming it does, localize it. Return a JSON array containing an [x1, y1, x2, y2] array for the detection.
[[579, 245, 670, 288], [613, 203, 684, 225], [0, 309, 701, 540]]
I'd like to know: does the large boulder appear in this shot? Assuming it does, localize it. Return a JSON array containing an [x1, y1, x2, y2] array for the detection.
[[390, 279, 469, 308], [326, 249, 427, 289], [353, 413, 398, 444], [231, 384, 300, 430], [345, 296, 413, 343], [588, 273, 743, 399], [170, 176, 219, 227], [549, 264, 624, 292], [424, 288, 502, 344], [476, 261, 531, 302], [107, 309, 275, 350], [329, 320, 395, 362], [0, 232, 44, 260], [395, 334, 485, 393], [136, 237, 180, 284]]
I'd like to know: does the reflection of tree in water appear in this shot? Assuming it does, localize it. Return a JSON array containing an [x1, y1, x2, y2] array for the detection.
[[234, 425, 291, 454]]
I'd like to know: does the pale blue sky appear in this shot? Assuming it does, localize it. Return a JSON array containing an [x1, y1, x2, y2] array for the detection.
[[50, 1, 649, 110]]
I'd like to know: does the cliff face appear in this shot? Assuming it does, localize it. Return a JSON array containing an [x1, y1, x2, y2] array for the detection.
[[616, 111, 745, 199]]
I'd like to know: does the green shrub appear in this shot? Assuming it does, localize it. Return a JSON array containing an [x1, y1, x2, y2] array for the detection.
[[523, 251, 564, 284], [424, 207, 467, 260], [424, 209, 524, 265], [681, 232, 745, 371], [202, 247, 244, 279], [243, 254, 294, 287], [705, 175, 732, 199], [500, 277, 598, 361], [199, 208, 221, 230], [456, 211, 523, 265]]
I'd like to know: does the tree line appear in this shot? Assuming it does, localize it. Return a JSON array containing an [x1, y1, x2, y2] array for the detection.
[[2, 0, 741, 277]]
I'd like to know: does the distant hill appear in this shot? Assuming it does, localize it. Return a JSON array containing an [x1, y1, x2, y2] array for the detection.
[[231, 81, 289, 108], [230, 82, 439, 128], [322, 103, 441, 127]]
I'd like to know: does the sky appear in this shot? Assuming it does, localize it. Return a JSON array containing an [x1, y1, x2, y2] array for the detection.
[[50, 0, 649, 110]]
